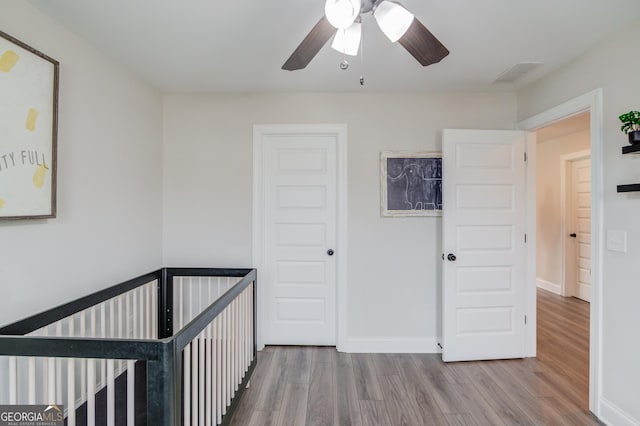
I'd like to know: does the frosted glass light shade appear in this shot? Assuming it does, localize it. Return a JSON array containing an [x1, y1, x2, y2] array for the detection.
[[331, 22, 362, 56], [325, 0, 361, 29], [374, 1, 414, 42]]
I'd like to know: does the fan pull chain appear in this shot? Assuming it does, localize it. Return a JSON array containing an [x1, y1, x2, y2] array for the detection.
[[359, 28, 365, 86]]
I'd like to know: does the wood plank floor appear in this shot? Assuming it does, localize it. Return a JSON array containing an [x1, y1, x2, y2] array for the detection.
[[231, 289, 598, 425]]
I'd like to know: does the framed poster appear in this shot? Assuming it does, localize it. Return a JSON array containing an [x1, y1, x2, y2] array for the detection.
[[0, 30, 59, 220], [380, 151, 442, 217]]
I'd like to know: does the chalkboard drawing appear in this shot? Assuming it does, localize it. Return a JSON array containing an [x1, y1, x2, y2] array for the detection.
[[381, 152, 442, 217]]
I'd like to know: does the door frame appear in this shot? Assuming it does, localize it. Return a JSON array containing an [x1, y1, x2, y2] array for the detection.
[[518, 88, 603, 414], [561, 151, 591, 297], [252, 124, 348, 352]]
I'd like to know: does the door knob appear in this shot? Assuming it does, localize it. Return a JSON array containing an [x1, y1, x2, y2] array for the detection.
[[327, 249, 335, 256], [447, 253, 457, 262], [569, 233, 577, 238]]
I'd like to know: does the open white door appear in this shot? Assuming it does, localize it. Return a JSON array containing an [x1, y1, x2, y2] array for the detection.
[[442, 129, 530, 362], [569, 158, 591, 302]]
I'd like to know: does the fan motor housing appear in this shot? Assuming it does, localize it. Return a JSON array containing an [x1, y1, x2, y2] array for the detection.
[[361, 0, 377, 14]]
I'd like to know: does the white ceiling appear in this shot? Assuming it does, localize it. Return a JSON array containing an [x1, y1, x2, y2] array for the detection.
[[28, 0, 640, 93]]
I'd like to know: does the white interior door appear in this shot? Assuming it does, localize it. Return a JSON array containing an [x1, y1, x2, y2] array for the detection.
[[569, 158, 591, 302], [261, 132, 338, 345], [442, 129, 529, 362]]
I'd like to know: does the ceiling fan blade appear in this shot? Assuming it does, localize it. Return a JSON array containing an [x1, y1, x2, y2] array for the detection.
[[282, 16, 336, 71], [398, 18, 449, 66]]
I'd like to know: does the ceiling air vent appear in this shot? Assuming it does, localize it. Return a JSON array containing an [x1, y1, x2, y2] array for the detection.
[[494, 62, 543, 83]]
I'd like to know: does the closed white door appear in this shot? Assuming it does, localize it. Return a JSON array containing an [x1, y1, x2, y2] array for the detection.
[[570, 158, 591, 302], [442, 129, 529, 362], [261, 132, 338, 345]]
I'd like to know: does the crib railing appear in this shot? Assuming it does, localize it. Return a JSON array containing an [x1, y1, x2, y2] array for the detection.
[[0, 267, 257, 426]]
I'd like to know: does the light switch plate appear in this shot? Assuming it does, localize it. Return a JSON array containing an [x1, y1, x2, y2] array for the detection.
[[606, 230, 627, 253]]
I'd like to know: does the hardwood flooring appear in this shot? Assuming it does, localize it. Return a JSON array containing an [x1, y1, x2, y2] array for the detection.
[[231, 289, 597, 425]]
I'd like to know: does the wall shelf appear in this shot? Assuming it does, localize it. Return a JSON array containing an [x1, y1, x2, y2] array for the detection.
[[619, 144, 640, 192], [622, 144, 640, 154], [617, 184, 640, 193]]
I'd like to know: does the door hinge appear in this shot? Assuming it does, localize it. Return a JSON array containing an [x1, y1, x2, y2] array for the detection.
[[524, 152, 528, 162], [524, 233, 527, 243], [525, 315, 527, 325]]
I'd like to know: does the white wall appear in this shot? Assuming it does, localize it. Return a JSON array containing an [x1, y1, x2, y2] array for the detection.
[[163, 92, 517, 350], [518, 20, 640, 425], [536, 129, 590, 293], [0, 2, 164, 326]]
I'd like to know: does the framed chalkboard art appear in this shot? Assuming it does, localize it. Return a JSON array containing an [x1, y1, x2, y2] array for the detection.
[[380, 151, 442, 217], [0, 30, 59, 220]]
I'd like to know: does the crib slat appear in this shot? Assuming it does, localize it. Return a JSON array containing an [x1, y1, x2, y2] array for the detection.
[[146, 283, 151, 339], [238, 296, 242, 386], [151, 281, 157, 339], [101, 303, 107, 385], [235, 297, 240, 390], [138, 287, 144, 339], [87, 359, 96, 426], [107, 359, 115, 426], [227, 305, 232, 406], [42, 327, 49, 401], [28, 357, 36, 404], [221, 307, 226, 416], [199, 277, 203, 320], [48, 357, 55, 404], [192, 336, 198, 426], [126, 292, 132, 339], [132, 290, 138, 339], [232, 300, 237, 395], [110, 299, 115, 339], [199, 330, 205, 424], [247, 287, 251, 369], [206, 321, 213, 426], [127, 360, 135, 426], [117, 295, 124, 372], [241, 290, 245, 379], [223, 306, 229, 412], [67, 357, 76, 426], [177, 277, 183, 330], [80, 313, 87, 401], [216, 315, 222, 424], [189, 277, 194, 326], [56, 322, 63, 404], [9, 356, 17, 404], [251, 283, 255, 362], [231, 298, 235, 396]]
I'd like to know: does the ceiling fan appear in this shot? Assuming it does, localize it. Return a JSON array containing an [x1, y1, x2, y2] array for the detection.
[[282, 0, 449, 71]]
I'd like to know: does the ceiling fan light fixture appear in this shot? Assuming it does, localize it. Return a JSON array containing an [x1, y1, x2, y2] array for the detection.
[[374, 1, 414, 43], [325, 0, 362, 29], [331, 22, 362, 56]]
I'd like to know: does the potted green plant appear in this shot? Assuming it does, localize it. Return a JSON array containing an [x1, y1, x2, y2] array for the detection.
[[619, 110, 640, 144]]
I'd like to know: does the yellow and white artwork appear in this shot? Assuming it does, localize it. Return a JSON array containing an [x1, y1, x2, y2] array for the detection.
[[0, 30, 58, 219]]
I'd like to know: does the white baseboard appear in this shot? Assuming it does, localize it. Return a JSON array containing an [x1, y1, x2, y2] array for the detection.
[[599, 397, 639, 426], [537, 278, 561, 295], [340, 337, 440, 354]]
